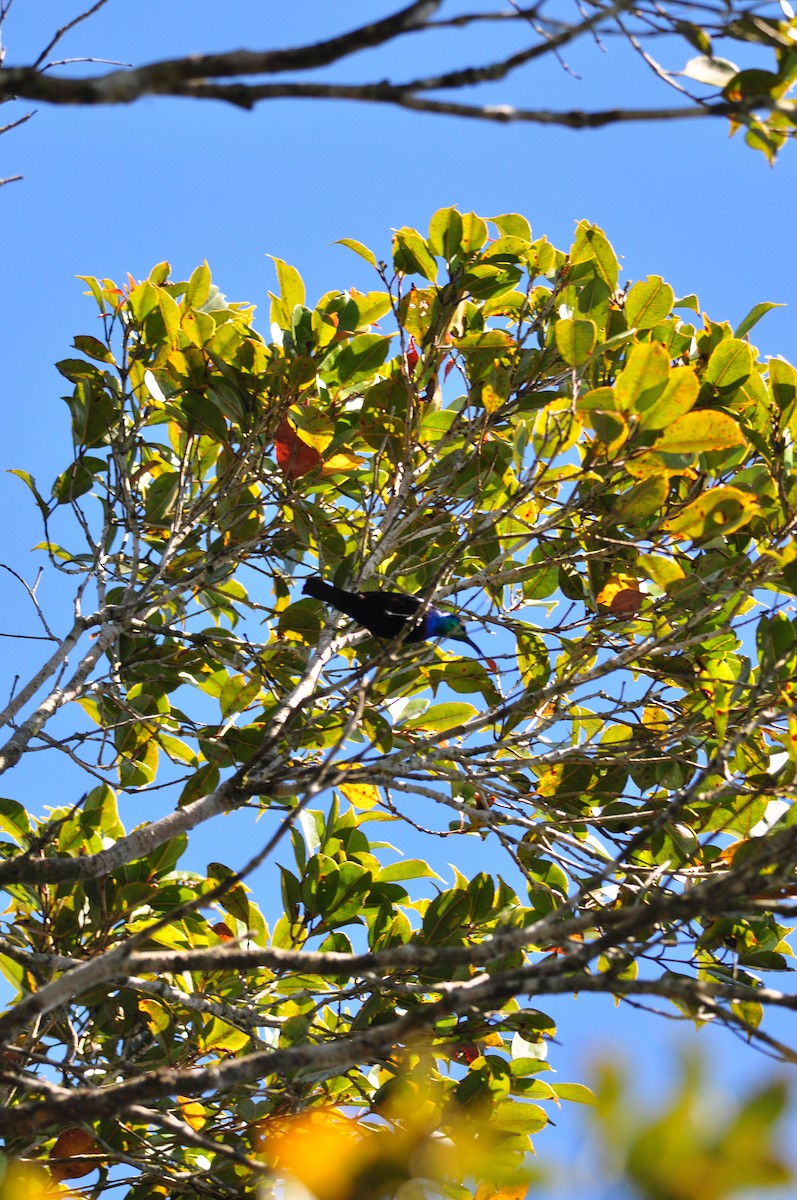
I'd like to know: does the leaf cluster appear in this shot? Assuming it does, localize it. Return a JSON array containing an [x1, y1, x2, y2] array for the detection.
[[1, 210, 797, 1195]]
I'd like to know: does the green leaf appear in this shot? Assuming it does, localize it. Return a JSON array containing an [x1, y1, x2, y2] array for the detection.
[[490, 212, 532, 241], [185, 261, 212, 309], [494, 1100, 549, 1134], [334, 238, 377, 268], [219, 673, 261, 718], [615, 343, 670, 411], [0, 955, 26, 995], [613, 475, 668, 524], [525, 856, 569, 897], [380, 860, 443, 883], [392, 227, 438, 282], [460, 212, 489, 253], [7, 469, 51, 518], [72, 334, 115, 363], [144, 471, 181, 524], [730, 998, 764, 1033], [553, 1082, 596, 1105], [704, 338, 754, 390], [570, 222, 618, 290], [517, 632, 550, 688], [268, 256, 306, 309], [158, 288, 181, 342], [723, 68, 780, 100], [52, 457, 107, 504], [421, 888, 471, 943], [625, 276, 675, 331], [769, 357, 797, 413], [427, 207, 464, 261], [0, 797, 31, 843], [208, 861, 251, 925], [637, 554, 686, 588], [149, 261, 171, 285], [636, 366, 699, 430], [322, 333, 392, 385], [734, 301, 784, 340], [403, 702, 478, 733], [555, 318, 596, 367]]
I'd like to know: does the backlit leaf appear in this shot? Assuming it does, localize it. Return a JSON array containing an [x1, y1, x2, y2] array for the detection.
[[663, 485, 761, 539]]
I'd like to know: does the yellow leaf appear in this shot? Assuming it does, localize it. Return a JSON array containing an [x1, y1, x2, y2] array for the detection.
[[663, 486, 761, 540], [625, 453, 696, 481], [201, 1016, 250, 1052], [259, 1110, 360, 1200], [340, 781, 381, 810], [652, 409, 745, 454], [321, 451, 365, 475], [178, 1096, 207, 1131], [514, 499, 537, 525], [482, 382, 505, 413], [642, 705, 669, 733], [138, 998, 171, 1034], [287, 405, 335, 453], [0, 1161, 53, 1200]]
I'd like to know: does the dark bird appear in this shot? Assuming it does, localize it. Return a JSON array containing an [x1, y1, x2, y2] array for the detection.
[[302, 576, 482, 654]]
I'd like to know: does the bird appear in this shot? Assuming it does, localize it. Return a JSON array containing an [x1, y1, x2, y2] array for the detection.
[[302, 576, 482, 654]]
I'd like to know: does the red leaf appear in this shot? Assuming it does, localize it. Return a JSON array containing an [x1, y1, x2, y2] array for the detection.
[[452, 1043, 480, 1065], [275, 416, 322, 481], [609, 588, 644, 616]]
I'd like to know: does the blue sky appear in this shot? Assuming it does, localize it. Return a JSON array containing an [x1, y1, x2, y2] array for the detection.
[[2, 2, 797, 1193]]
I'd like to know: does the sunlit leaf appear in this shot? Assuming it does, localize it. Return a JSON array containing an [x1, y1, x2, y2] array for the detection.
[[663, 485, 761, 539]]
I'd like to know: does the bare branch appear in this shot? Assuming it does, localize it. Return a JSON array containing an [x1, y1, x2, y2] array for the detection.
[[31, 0, 114, 70], [0, 0, 790, 138]]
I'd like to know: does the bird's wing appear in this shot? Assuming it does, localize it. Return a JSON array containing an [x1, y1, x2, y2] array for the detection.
[[377, 592, 422, 620]]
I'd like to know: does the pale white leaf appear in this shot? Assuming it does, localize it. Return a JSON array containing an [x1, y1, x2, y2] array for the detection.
[[680, 55, 739, 86]]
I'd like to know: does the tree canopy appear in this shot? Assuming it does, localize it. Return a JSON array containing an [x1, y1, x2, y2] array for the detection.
[[1, 0, 797, 171], [1, 209, 797, 1196]]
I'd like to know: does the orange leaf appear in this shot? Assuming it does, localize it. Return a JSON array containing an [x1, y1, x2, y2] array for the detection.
[[475, 1184, 529, 1200], [49, 1127, 102, 1182]]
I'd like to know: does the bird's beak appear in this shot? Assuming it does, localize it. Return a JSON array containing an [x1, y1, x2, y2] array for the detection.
[[462, 635, 484, 656]]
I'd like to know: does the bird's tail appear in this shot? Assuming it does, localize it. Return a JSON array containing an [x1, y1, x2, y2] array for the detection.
[[300, 576, 364, 624], [302, 576, 338, 603], [302, 576, 362, 619]]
